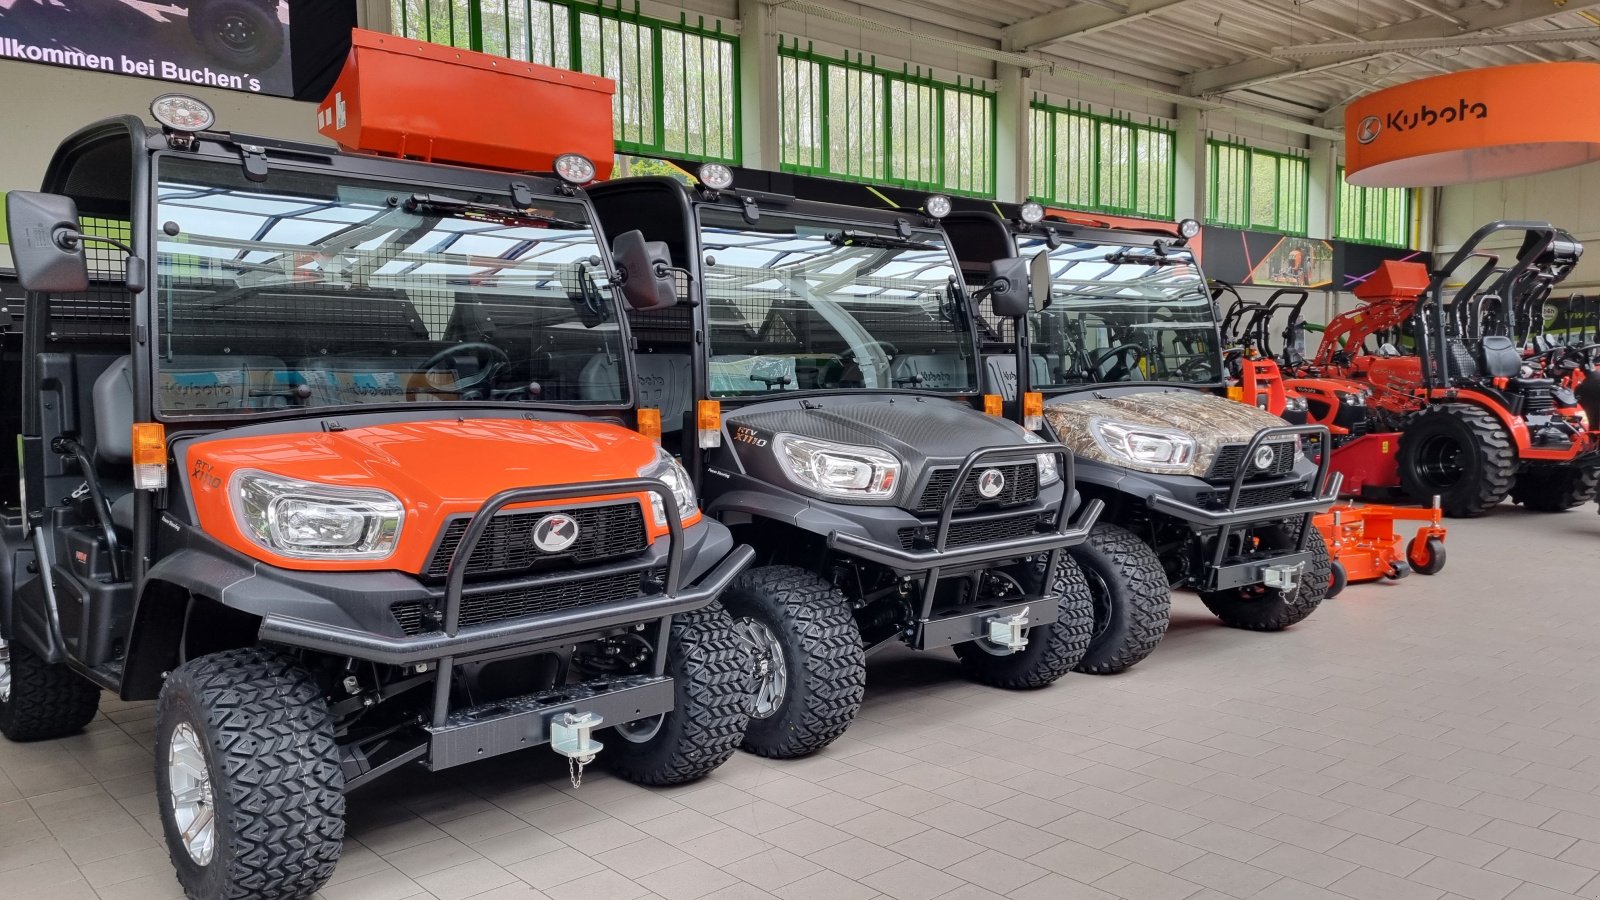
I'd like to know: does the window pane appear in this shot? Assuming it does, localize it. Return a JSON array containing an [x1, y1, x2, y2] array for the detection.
[[890, 79, 939, 188], [781, 55, 824, 171], [943, 90, 991, 195], [828, 66, 885, 180]]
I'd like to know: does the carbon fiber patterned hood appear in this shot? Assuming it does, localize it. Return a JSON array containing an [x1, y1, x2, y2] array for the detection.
[[728, 397, 1033, 469], [1045, 388, 1291, 477]]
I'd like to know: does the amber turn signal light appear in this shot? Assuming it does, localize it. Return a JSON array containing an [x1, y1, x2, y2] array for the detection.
[[637, 408, 662, 444], [131, 422, 167, 490], [697, 400, 722, 449], [983, 394, 1003, 416], [1023, 392, 1044, 431]]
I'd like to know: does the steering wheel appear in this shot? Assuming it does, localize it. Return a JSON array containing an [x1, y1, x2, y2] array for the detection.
[[1178, 354, 1216, 382], [412, 342, 510, 397], [1088, 343, 1144, 381]]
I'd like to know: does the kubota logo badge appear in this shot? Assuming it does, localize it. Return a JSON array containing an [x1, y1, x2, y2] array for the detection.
[[1253, 446, 1277, 471], [1357, 115, 1382, 145], [532, 513, 580, 553], [976, 468, 1007, 498]]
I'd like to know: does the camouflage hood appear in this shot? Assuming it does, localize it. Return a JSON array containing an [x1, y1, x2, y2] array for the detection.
[[1044, 389, 1292, 477]]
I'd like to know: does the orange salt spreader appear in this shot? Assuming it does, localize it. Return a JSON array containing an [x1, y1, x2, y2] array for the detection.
[[315, 28, 616, 177]]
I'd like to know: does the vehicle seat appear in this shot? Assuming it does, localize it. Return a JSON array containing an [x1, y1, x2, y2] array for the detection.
[[709, 355, 797, 397], [983, 355, 1051, 401], [91, 357, 136, 531], [1479, 335, 1523, 378], [578, 352, 624, 403], [890, 355, 970, 391], [635, 354, 695, 431]]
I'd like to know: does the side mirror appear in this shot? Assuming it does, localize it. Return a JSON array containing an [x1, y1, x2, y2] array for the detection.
[[1028, 249, 1051, 310], [611, 229, 678, 311], [987, 256, 1033, 318], [6, 191, 89, 293]]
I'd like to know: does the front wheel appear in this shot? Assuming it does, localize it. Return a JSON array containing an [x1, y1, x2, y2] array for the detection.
[[609, 603, 753, 785], [1065, 523, 1171, 674], [954, 553, 1094, 689], [1199, 525, 1331, 631], [156, 648, 344, 900], [722, 565, 865, 759]]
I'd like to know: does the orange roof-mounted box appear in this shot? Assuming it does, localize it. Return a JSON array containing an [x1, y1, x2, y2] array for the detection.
[[1353, 260, 1431, 302], [317, 29, 615, 178]]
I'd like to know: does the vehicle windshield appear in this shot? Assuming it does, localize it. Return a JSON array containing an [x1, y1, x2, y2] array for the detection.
[[153, 158, 627, 415], [1016, 235, 1222, 388], [696, 207, 975, 396]]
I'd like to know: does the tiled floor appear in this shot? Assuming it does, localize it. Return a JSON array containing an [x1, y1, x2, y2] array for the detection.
[[6, 504, 1600, 900]]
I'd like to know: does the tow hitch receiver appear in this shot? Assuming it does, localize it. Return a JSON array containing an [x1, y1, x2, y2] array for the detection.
[[1263, 563, 1304, 591], [551, 711, 604, 762], [986, 608, 1031, 652]]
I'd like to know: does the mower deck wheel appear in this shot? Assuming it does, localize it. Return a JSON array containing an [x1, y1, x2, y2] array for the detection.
[[1327, 561, 1347, 599], [1409, 537, 1446, 576]]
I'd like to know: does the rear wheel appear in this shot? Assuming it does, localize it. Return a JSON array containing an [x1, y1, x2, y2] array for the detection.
[[1066, 523, 1171, 675], [0, 635, 101, 742], [954, 553, 1094, 689], [1510, 467, 1600, 512], [1397, 404, 1516, 517], [609, 604, 752, 785], [723, 566, 865, 759], [156, 648, 343, 900], [1199, 526, 1330, 631]]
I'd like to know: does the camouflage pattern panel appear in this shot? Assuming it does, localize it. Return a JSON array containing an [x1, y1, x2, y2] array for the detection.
[[1044, 389, 1292, 477]]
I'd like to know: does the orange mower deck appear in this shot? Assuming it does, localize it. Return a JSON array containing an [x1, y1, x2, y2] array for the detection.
[[1317, 500, 1447, 598]]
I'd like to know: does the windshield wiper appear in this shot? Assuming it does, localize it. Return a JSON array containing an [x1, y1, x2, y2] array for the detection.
[[826, 230, 937, 251], [1105, 248, 1187, 266], [400, 193, 584, 229]]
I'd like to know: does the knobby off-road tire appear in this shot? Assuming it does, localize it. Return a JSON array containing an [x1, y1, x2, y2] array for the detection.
[[190, 0, 287, 70], [954, 553, 1094, 689], [1200, 526, 1331, 631], [609, 603, 753, 785], [0, 636, 101, 742], [1510, 467, 1600, 512], [723, 565, 865, 759], [156, 648, 344, 900], [1397, 404, 1516, 518], [1066, 523, 1171, 675]]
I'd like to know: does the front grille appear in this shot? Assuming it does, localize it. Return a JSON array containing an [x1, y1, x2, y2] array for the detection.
[[914, 463, 1039, 513], [391, 570, 649, 635], [424, 502, 648, 579], [1205, 441, 1298, 482], [1197, 481, 1304, 512], [898, 514, 1044, 550]]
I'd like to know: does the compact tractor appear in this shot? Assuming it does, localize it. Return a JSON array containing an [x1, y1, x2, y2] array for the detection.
[[0, 34, 756, 898]]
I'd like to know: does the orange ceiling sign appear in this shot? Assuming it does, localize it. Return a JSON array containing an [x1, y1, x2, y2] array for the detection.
[[1345, 62, 1600, 188]]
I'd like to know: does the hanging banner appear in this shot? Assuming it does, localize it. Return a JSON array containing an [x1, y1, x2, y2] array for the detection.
[[1345, 62, 1600, 187]]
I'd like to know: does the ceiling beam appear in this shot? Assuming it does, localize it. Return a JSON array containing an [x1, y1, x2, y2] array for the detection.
[[1184, 0, 1600, 96], [1002, 0, 1202, 51]]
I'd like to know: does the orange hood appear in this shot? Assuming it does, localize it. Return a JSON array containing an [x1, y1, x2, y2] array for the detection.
[[185, 418, 680, 572]]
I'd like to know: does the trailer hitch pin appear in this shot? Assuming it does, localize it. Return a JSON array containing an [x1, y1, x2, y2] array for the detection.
[[551, 712, 604, 789], [1262, 563, 1303, 592], [986, 608, 1031, 653]]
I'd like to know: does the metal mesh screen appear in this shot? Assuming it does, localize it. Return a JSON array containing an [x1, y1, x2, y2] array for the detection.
[[46, 218, 132, 344]]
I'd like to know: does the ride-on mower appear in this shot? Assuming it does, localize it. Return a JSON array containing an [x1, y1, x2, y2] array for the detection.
[[944, 207, 1339, 645], [0, 33, 756, 898], [587, 172, 1103, 759]]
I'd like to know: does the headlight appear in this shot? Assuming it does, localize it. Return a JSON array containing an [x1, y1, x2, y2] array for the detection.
[[775, 435, 900, 498], [1021, 430, 1062, 486], [1089, 418, 1196, 472], [639, 446, 698, 527], [1338, 391, 1366, 407], [232, 471, 403, 559], [1284, 396, 1309, 413]]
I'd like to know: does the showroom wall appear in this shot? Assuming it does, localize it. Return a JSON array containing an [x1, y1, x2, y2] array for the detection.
[[0, 58, 325, 267], [1437, 163, 1600, 290]]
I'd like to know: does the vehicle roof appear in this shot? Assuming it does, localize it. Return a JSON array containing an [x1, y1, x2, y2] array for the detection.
[[588, 176, 947, 231]]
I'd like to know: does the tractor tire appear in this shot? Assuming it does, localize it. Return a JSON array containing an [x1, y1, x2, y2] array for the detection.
[[0, 636, 101, 742], [722, 565, 864, 759], [1510, 467, 1600, 512], [1327, 560, 1348, 599], [1066, 523, 1171, 675], [1200, 526, 1331, 631], [1397, 404, 1516, 517], [954, 553, 1094, 690], [156, 648, 344, 900], [609, 603, 753, 785], [189, 0, 286, 70], [1409, 537, 1446, 576]]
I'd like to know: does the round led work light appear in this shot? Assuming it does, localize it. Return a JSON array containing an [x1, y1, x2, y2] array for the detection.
[[1178, 218, 1202, 240], [1019, 201, 1046, 224], [924, 194, 953, 219], [697, 163, 735, 191], [150, 94, 215, 133], [553, 153, 598, 185]]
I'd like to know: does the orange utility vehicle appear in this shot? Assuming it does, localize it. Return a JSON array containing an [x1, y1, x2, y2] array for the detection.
[[0, 32, 754, 900]]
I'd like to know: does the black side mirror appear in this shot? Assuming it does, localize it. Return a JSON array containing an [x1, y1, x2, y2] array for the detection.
[[6, 191, 89, 293], [1028, 249, 1051, 310], [987, 256, 1034, 318], [611, 229, 678, 311]]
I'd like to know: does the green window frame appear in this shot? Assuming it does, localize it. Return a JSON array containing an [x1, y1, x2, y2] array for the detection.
[[777, 40, 996, 197], [1028, 100, 1175, 220], [1208, 140, 1309, 235], [1335, 166, 1412, 248], [391, 0, 740, 164]]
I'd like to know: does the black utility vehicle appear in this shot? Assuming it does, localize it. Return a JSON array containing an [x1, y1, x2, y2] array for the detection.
[[945, 211, 1337, 651], [588, 174, 1102, 758], [0, 97, 753, 898]]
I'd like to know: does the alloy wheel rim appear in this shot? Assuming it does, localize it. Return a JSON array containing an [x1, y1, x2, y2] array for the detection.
[[0, 637, 11, 705], [615, 713, 665, 743], [168, 722, 217, 866], [733, 618, 787, 719], [1081, 567, 1113, 641]]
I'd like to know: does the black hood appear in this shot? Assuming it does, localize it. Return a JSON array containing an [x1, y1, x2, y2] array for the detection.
[[727, 396, 1033, 468]]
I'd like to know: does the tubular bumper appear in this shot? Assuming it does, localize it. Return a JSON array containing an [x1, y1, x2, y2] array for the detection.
[[1147, 425, 1341, 526], [826, 444, 1102, 570]]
